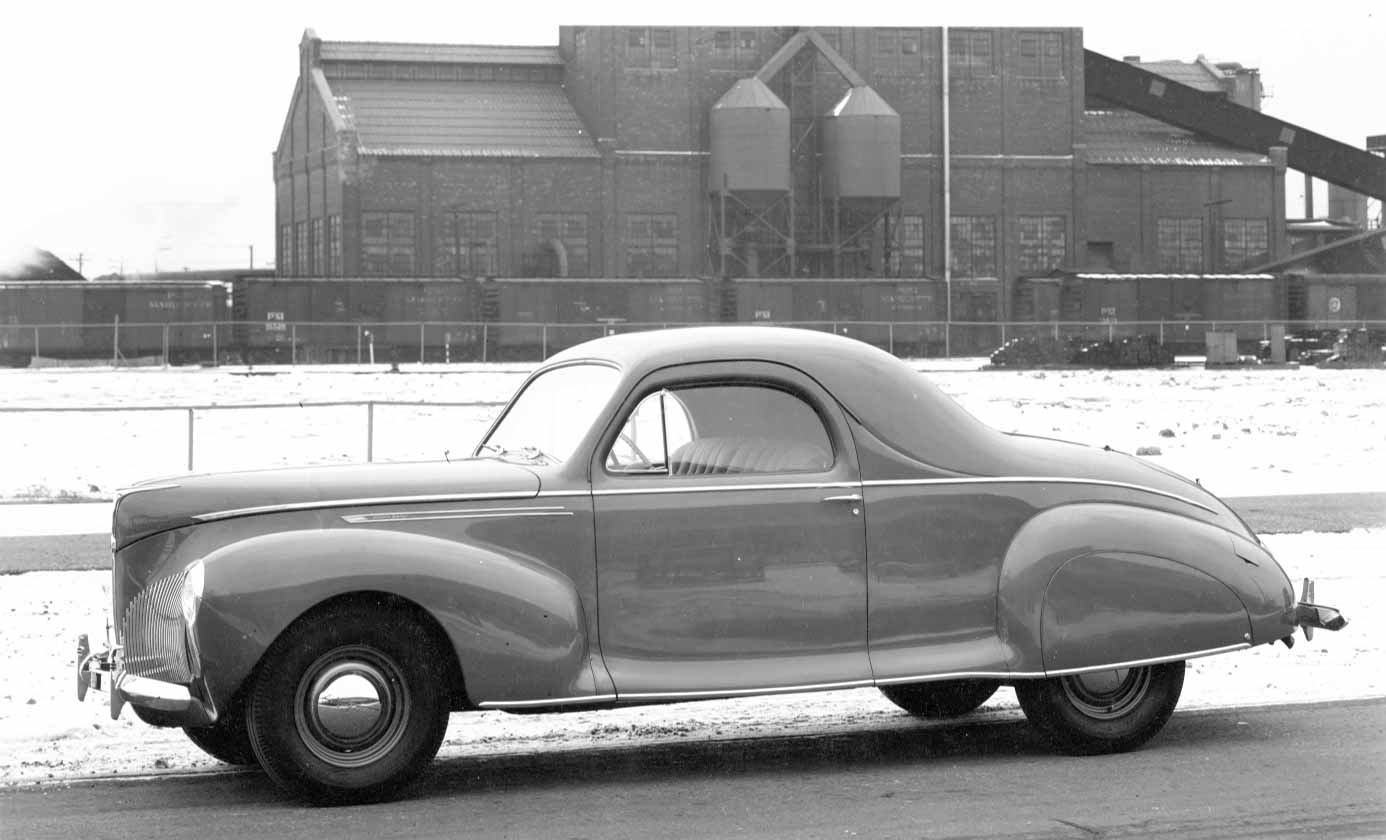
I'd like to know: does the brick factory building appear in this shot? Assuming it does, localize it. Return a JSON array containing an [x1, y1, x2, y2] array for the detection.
[[274, 26, 1293, 320]]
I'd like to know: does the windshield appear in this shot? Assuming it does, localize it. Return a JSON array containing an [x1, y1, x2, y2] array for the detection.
[[477, 362, 621, 464]]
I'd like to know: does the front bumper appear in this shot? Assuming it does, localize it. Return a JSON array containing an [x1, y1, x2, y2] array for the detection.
[[76, 633, 216, 726]]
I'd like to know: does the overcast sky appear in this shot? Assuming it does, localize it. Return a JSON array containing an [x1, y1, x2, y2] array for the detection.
[[2, 0, 1380, 276]]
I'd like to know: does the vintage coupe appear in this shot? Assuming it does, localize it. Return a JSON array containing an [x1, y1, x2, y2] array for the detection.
[[78, 326, 1345, 803]]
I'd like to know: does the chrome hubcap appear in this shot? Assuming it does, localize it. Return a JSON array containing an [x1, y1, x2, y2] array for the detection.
[[1060, 667, 1152, 720], [295, 646, 410, 767]]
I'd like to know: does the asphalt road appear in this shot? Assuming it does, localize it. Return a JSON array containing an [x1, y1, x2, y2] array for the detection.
[[3, 699, 1383, 839], [1, 492, 1381, 574]]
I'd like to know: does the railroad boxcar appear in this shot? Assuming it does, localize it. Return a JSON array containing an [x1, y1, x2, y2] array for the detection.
[[232, 277, 480, 363], [482, 277, 715, 360], [726, 277, 947, 355], [0, 280, 225, 365]]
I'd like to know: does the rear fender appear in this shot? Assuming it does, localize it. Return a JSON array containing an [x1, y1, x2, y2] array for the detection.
[[195, 528, 597, 712], [999, 504, 1254, 674]]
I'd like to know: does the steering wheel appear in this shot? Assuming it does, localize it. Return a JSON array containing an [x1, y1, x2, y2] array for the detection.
[[616, 431, 654, 469]]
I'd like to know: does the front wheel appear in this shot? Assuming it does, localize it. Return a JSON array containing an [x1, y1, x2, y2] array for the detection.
[[879, 679, 1001, 718], [1016, 661, 1185, 755], [246, 603, 450, 804]]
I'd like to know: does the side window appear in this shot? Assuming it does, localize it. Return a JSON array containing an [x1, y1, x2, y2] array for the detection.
[[606, 384, 833, 476]]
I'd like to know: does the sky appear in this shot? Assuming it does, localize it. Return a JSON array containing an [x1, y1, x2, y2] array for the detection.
[[2, 0, 1381, 277]]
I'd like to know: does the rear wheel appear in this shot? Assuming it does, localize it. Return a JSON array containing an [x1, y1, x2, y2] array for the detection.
[[879, 679, 1001, 718], [246, 603, 450, 804], [183, 699, 256, 766], [1016, 662, 1184, 755]]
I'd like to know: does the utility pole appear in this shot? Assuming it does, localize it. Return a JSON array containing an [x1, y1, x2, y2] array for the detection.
[[249, 244, 254, 269]]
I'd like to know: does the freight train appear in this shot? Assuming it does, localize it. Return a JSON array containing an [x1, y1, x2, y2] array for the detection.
[[1, 271, 1382, 366]]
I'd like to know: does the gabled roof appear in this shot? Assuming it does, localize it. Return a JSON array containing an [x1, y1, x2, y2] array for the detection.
[[320, 42, 562, 66], [331, 79, 599, 159], [1133, 58, 1226, 93], [1083, 109, 1271, 167]]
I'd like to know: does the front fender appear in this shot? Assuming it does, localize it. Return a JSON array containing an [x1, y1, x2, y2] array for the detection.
[[998, 504, 1265, 674], [195, 528, 596, 712]]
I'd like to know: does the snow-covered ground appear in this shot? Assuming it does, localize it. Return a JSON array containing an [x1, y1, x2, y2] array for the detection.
[[0, 359, 1381, 786]]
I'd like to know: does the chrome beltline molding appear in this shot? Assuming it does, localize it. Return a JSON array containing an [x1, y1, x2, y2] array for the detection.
[[193, 475, 1213, 520], [477, 643, 1252, 708], [193, 491, 537, 522], [342, 506, 573, 524], [862, 476, 1218, 514], [590, 480, 859, 497]]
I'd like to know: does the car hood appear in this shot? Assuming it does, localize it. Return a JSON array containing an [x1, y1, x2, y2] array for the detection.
[[113, 459, 541, 550]]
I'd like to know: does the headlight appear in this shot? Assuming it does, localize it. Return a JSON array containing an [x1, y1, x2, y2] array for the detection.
[[180, 560, 205, 626]]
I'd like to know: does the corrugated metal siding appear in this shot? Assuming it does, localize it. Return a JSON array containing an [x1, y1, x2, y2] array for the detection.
[[1083, 110, 1270, 166], [334, 80, 599, 159], [320, 42, 562, 65]]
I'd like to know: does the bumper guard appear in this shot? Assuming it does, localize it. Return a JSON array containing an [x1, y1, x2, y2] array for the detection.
[[1295, 578, 1348, 641], [76, 632, 208, 723]]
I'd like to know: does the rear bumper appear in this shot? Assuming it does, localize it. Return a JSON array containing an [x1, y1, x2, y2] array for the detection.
[[76, 633, 216, 726]]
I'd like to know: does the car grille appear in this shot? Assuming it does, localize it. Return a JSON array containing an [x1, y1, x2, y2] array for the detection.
[[120, 571, 194, 684]]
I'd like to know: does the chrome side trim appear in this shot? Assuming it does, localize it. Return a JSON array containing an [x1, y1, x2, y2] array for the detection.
[[593, 480, 859, 497], [192, 491, 537, 522], [874, 670, 1018, 687], [113, 483, 181, 497], [477, 694, 619, 710], [342, 506, 573, 525], [862, 476, 1219, 515], [1037, 642, 1252, 678], [616, 678, 876, 702]]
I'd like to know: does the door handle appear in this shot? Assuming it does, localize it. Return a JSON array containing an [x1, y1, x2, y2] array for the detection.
[[822, 494, 863, 503]]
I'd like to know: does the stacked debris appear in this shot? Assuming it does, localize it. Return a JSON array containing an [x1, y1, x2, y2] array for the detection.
[[990, 335, 1174, 368]]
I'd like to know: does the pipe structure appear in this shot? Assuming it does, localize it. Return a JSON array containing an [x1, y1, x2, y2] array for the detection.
[[942, 28, 952, 356]]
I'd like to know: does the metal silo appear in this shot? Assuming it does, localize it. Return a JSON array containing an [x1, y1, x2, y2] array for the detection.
[[708, 78, 791, 204], [822, 85, 901, 203]]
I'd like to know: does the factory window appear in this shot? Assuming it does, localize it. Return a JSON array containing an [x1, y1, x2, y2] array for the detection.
[[279, 224, 292, 276], [893, 215, 925, 277], [327, 216, 341, 276], [1017, 216, 1067, 273], [295, 222, 308, 277], [1016, 32, 1064, 78], [711, 28, 759, 68], [533, 213, 590, 277], [876, 28, 924, 75], [626, 27, 676, 69], [950, 29, 995, 76], [1157, 217, 1204, 272], [1222, 218, 1270, 270], [437, 211, 498, 277], [625, 214, 679, 277], [361, 211, 416, 276], [950, 216, 997, 278], [310, 218, 324, 276]]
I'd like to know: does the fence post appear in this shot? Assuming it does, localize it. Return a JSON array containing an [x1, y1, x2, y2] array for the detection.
[[1001, 322, 1007, 346], [366, 402, 375, 463], [162, 324, 170, 367], [419, 322, 425, 365], [357, 324, 363, 364], [113, 315, 119, 367], [187, 408, 195, 471], [481, 324, 488, 363], [211, 323, 218, 367], [292, 323, 298, 366], [1159, 321, 1165, 345], [33, 326, 39, 359], [542, 325, 548, 361], [888, 323, 894, 356]]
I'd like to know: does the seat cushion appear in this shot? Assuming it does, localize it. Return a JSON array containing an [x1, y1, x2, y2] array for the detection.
[[668, 436, 832, 476]]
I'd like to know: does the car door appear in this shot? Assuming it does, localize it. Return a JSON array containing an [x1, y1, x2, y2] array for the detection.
[[591, 361, 871, 700]]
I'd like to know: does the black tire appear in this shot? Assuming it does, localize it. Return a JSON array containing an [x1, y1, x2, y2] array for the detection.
[[246, 603, 450, 804], [879, 679, 1001, 718], [1016, 661, 1185, 755], [184, 699, 257, 765]]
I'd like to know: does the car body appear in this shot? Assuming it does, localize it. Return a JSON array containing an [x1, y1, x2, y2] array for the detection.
[[77, 325, 1345, 803]]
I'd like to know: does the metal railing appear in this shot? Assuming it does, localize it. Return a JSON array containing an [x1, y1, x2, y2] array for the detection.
[[0, 400, 506, 472], [1, 318, 1382, 367]]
